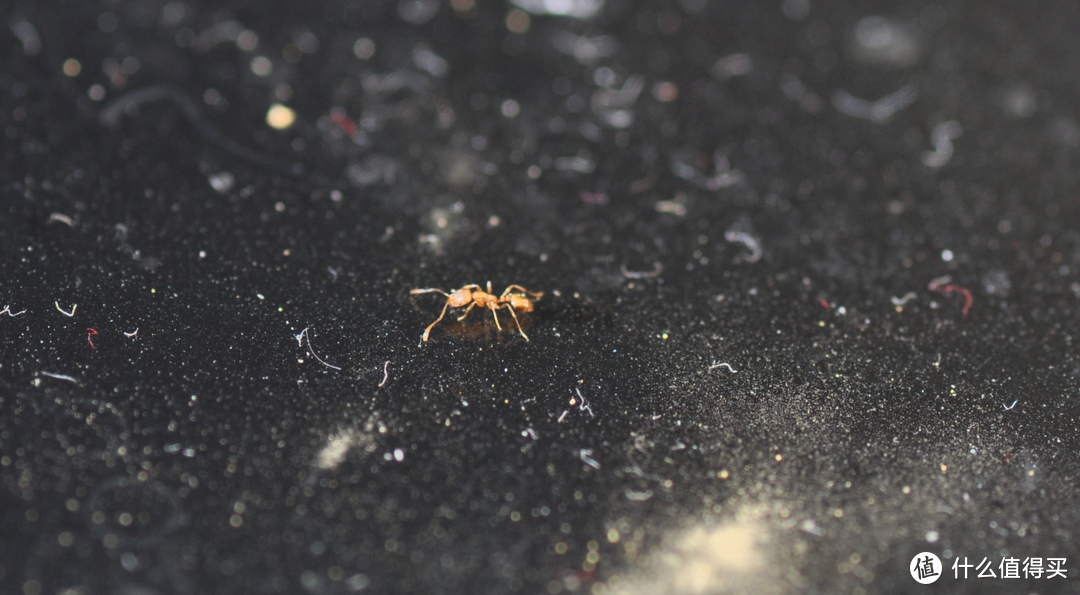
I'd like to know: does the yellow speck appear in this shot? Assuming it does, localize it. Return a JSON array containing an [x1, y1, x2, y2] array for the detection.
[[587, 540, 599, 551], [833, 508, 844, 518], [902, 485, 911, 494], [774, 453, 783, 462], [818, 320, 825, 327], [62, 58, 82, 77], [661, 332, 669, 340], [510, 511, 521, 522], [586, 551, 600, 563], [266, 103, 296, 129], [606, 528, 620, 543], [555, 541, 568, 554], [229, 514, 243, 527], [718, 469, 730, 479], [940, 464, 948, 473]]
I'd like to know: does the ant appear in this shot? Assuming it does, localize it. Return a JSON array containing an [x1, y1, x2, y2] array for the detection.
[[410, 282, 543, 342]]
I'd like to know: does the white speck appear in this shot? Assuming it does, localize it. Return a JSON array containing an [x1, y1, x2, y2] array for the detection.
[[41, 371, 78, 383], [831, 84, 917, 124], [1001, 85, 1036, 119], [250, 55, 273, 76], [799, 519, 825, 536], [552, 31, 617, 64], [55, 301, 77, 317], [353, 38, 376, 60], [890, 292, 917, 306], [501, 99, 521, 118], [120, 552, 139, 572], [941, 249, 953, 262], [712, 53, 753, 80], [393, 448, 405, 462], [923, 121, 962, 168], [655, 200, 687, 217], [12, 20, 42, 56], [398, 0, 441, 24], [208, 172, 235, 194], [624, 489, 653, 501], [412, 43, 448, 77], [925, 530, 939, 543], [509, 0, 604, 18], [850, 16, 920, 67], [725, 230, 763, 263], [579, 448, 600, 469]]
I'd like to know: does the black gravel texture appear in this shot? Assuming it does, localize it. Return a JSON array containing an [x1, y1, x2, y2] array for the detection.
[[2, 1, 1080, 594]]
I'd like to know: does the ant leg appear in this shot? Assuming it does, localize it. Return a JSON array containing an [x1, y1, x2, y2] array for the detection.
[[489, 304, 504, 330], [501, 285, 543, 299], [456, 302, 477, 321], [411, 288, 450, 296], [421, 298, 452, 342], [505, 302, 529, 341]]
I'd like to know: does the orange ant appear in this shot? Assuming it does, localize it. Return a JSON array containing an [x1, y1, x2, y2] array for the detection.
[[410, 282, 543, 342]]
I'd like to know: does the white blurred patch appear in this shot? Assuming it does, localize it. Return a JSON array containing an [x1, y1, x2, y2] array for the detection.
[[712, 53, 753, 80], [509, 0, 604, 19], [552, 31, 617, 64], [608, 510, 794, 595], [398, 0, 441, 24], [1001, 85, 1036, 119], [850, 16, 921, 67], [315, 421, 382, 470], [413, 44, 449, 78]]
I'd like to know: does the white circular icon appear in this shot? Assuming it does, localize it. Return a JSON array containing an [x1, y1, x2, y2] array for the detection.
[[910, 552, 942, 584]]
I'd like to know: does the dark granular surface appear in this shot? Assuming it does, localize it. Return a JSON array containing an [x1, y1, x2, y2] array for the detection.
[[2, 1, 1079, 593]]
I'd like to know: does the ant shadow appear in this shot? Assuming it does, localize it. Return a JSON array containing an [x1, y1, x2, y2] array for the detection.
[[408, 297, 533, 345]]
